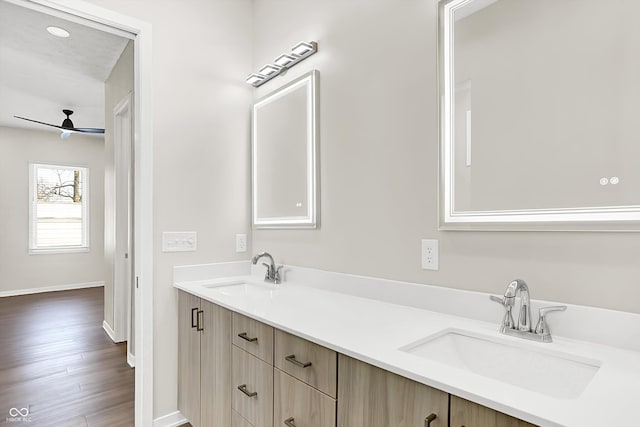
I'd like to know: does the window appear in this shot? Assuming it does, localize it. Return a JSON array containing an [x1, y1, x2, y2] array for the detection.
[[29, 163, 89, 253]]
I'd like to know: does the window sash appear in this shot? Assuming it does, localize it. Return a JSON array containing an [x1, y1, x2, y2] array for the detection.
[[29, 163, 90, 253]]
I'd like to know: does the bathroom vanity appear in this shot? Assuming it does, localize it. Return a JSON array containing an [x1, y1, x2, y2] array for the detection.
[[176, 288, 532, 427], [173, 262, 640, 427]]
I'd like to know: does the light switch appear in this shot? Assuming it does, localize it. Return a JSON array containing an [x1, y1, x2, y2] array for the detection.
[[162, 232, 197, 252]]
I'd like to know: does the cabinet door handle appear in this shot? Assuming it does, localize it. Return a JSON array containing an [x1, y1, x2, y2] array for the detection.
[[191, 308, 198, 328], [284, 417, 296, 427], [237, 332, 258, 343], [285, 354, 312, 368], [196, 310, 204, 331], [237, 384, 257, 398], [424, 413, 437, 426]]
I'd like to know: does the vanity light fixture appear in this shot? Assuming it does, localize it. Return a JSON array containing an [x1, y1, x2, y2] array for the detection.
[[245, 40, 318, 88]]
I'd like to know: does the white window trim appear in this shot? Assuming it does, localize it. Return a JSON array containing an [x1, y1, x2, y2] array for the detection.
[[29, 162, 90, 254]]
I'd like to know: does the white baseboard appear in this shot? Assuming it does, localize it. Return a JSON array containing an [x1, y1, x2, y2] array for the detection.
[[127, 351, 135, 368], [102, 320, 117, 342], [0, 281, 104, 298], [153, 411, 187, 427]]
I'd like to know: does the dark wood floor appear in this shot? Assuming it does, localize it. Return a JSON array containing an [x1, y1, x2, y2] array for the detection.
[[0, 287, 134, 427]]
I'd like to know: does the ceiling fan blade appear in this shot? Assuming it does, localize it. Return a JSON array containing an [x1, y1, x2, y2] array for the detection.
[[14, 115, 67, 130], [73, 127, 105, 134]]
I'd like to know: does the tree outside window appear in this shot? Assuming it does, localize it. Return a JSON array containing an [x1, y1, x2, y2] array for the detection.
[[30, 164, 89, 252]]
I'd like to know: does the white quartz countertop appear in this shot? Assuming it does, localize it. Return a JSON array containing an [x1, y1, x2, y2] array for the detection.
[[174, 275, 640, 427]]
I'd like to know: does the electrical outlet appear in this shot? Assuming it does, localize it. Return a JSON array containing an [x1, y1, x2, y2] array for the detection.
[[421, 239, 439, 270], [235, 234, 247, 253]]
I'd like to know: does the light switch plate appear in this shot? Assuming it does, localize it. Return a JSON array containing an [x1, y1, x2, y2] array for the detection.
[[421, 239, 439, 270], [162, 232, 197, 252]]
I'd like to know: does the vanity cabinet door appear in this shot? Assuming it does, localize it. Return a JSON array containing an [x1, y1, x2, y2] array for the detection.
[[450, 396, 537, 427], [337, 354, 448, 427], [200, 299, 232, 427], [178, 290, 201, 427]]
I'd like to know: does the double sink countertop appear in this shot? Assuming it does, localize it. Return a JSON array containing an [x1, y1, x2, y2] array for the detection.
[[173, 263, 640, 427]]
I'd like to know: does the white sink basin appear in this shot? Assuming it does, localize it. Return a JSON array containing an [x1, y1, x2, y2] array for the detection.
[[400, 329, 600, 399], [203, 280, 279, 296]]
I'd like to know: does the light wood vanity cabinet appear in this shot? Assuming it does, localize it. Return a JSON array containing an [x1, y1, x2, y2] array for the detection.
[[177, 290, 232, 427], [337, 354, 449, 427], [233, 312, 275, 364], [178, 289, 536, 427], [275, 330, 338, 398], [273, 331, 338, 427], [450, 396, 537, 427], [232, 345, 274, 427], [274, 369, 336, 427]]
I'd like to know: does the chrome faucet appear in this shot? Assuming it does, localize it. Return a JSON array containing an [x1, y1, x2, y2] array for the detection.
[[491, 279, 566, 343], [251, 251, 282, 284]]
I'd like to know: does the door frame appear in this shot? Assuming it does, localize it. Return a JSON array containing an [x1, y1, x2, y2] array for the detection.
[[113, 93, 133, 360], [7, 1, 155, 425]]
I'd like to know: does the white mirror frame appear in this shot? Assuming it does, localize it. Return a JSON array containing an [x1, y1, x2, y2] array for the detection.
[[252, 70, 319, 229], [438, 0, 640, 231]]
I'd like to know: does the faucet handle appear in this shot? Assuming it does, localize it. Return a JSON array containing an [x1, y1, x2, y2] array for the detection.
[[489, 295, 504, 305], [273, 265, 283, 284], [489, 295, 515, 330], [534, 305, 567, 336]]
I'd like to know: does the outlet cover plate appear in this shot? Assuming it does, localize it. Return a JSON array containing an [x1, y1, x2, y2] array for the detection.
[[236, 234, 247, 253], [421, 239, 439, 270]]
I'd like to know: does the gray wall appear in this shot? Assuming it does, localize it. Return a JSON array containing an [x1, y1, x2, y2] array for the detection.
[[104, 40, 134, 331], [83, 0, 254, 418], [0, 126, 105, 293], [251, 0, 640, 315]]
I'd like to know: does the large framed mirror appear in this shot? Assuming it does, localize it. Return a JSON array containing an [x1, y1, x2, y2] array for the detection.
[[439, 0, 640, 231], [252, 70, 318, 229]]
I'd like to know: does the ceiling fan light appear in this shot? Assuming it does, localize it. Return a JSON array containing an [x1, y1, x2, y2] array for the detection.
[[61, 131, 71, 140]]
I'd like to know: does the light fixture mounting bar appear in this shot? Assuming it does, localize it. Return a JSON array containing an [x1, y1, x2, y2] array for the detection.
[[246, 41, 318, 88]]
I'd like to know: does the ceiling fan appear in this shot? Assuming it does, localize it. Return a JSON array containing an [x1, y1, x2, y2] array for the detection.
[[14, 109, 105, 139]]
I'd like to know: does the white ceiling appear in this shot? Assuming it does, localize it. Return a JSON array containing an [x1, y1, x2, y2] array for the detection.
[[0, 1, 129, 133]]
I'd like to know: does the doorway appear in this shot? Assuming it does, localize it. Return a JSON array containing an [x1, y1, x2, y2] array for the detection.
[[1, 1, 153, 425]]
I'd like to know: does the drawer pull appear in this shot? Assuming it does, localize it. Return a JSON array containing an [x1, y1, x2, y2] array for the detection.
[[191, 308, 198, 328], [238, 332, 258, 343], [196, 310, 204, 331], [284, 417, 296, 427], [424, 413, 437, 427], [237, 384, 258, 397], [285, 354, 312, 368]]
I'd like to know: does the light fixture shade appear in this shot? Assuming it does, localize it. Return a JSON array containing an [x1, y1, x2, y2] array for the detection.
[[246, 73, 266, 86], [259, 64, 281, 76], [291, 41, 316, 56], [274, 54, 297, 67], [246, 41, 317, 87]]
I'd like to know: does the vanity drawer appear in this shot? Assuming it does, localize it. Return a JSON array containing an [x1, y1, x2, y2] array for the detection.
[[232, 346, 274, 427], [233, 312, 274, 364], [275, 330, 337, 398], [232, 410, 253, 427], [274, 369, 336, 427]]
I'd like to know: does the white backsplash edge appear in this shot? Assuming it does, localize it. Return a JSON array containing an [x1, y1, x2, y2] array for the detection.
[[173, 260, 251, 283], [174, 262, 640, 352]]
